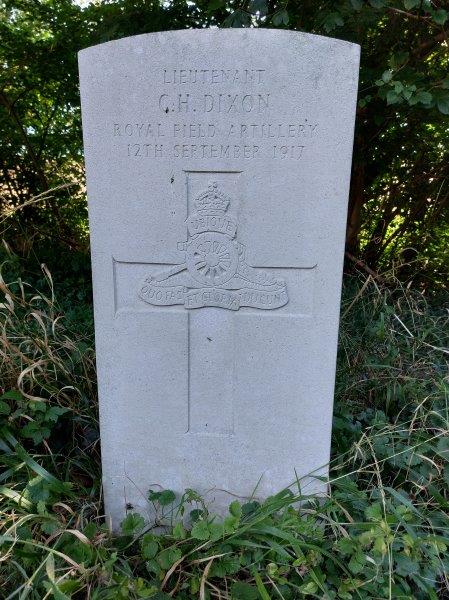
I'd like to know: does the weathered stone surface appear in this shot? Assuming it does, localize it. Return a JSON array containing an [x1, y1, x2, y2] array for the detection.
[[78, 29, 360, 528]]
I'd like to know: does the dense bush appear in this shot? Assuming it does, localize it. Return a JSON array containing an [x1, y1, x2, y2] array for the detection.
[[1, 0, 448, 282]]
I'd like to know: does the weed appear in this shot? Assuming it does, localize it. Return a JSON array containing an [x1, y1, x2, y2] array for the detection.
[[0, 260, 448, 599]]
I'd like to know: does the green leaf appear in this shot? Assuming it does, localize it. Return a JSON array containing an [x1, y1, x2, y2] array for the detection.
[[389, 51, 409, 69], [43, 581, 70, 600], [121, 512, 145, 535], [299, 580, 318, 595], [21, 422, 51, 444], [44, 406, 68, 423], [148, 488, 176, 506], [249, 0, 268, 14], [374, 535, 388, 555], [365, 503, 383, 521], [191, 519, 210, 541], [229, 500, 242, 518], [415, 90, 432, 105], [141, 533, 159, 559], [382, 70, 393, 83], [27, 476, 51, 503], [223, 515, 239, 534], [395, 553, 419, 576], [272, 8, 289, 26], [158, 489, 176, 506], [172, 521, 186, 540], [403, 0, 419, 9], [349, 551, 365, 574], [385, 486, 422, 517], [0, 401, 11, 415], [231, 581, 259, 599], [157, 547, 182, 570], [58, 580, 82, 594], [0, 390, 23, 402], [189, 508, 203, 522], [386, 90, 400, 105], [432, 9, 448, 25], [323, 12, 344, 32], [436, 436, 449, 457], [350, 0, 363, 10]]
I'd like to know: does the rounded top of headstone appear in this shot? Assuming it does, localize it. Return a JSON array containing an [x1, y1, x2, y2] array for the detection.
[[78, 28, 360, 58]]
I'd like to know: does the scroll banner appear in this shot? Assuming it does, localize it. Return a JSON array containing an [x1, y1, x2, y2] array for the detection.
[[139, 280, 288, 311]]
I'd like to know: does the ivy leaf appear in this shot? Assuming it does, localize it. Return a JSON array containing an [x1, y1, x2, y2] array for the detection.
[[382, 70, 393, 83], [120, 512, 145, 535]]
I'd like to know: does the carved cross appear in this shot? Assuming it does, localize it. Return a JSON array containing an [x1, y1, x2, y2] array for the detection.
[[115, 175, 316, 435]]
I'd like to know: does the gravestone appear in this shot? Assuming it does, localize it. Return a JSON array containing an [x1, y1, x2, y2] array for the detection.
[[78, 29, 360, 528]]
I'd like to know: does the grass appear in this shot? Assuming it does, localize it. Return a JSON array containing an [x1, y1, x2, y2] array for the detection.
[[0, 251, 448, 599]]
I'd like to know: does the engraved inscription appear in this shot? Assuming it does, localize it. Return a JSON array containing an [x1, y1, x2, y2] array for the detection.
[[109, 65, 319, 161], [139, 183, 288, 311]]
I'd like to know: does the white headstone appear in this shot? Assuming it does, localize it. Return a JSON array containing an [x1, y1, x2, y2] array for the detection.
[[79, 29, 359, 528]]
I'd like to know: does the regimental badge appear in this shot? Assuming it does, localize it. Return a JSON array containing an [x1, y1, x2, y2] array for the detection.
[[139, 182, 288, 311]]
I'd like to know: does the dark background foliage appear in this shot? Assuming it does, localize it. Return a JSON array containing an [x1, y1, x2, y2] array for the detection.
[[1, 0, 448, 287]]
